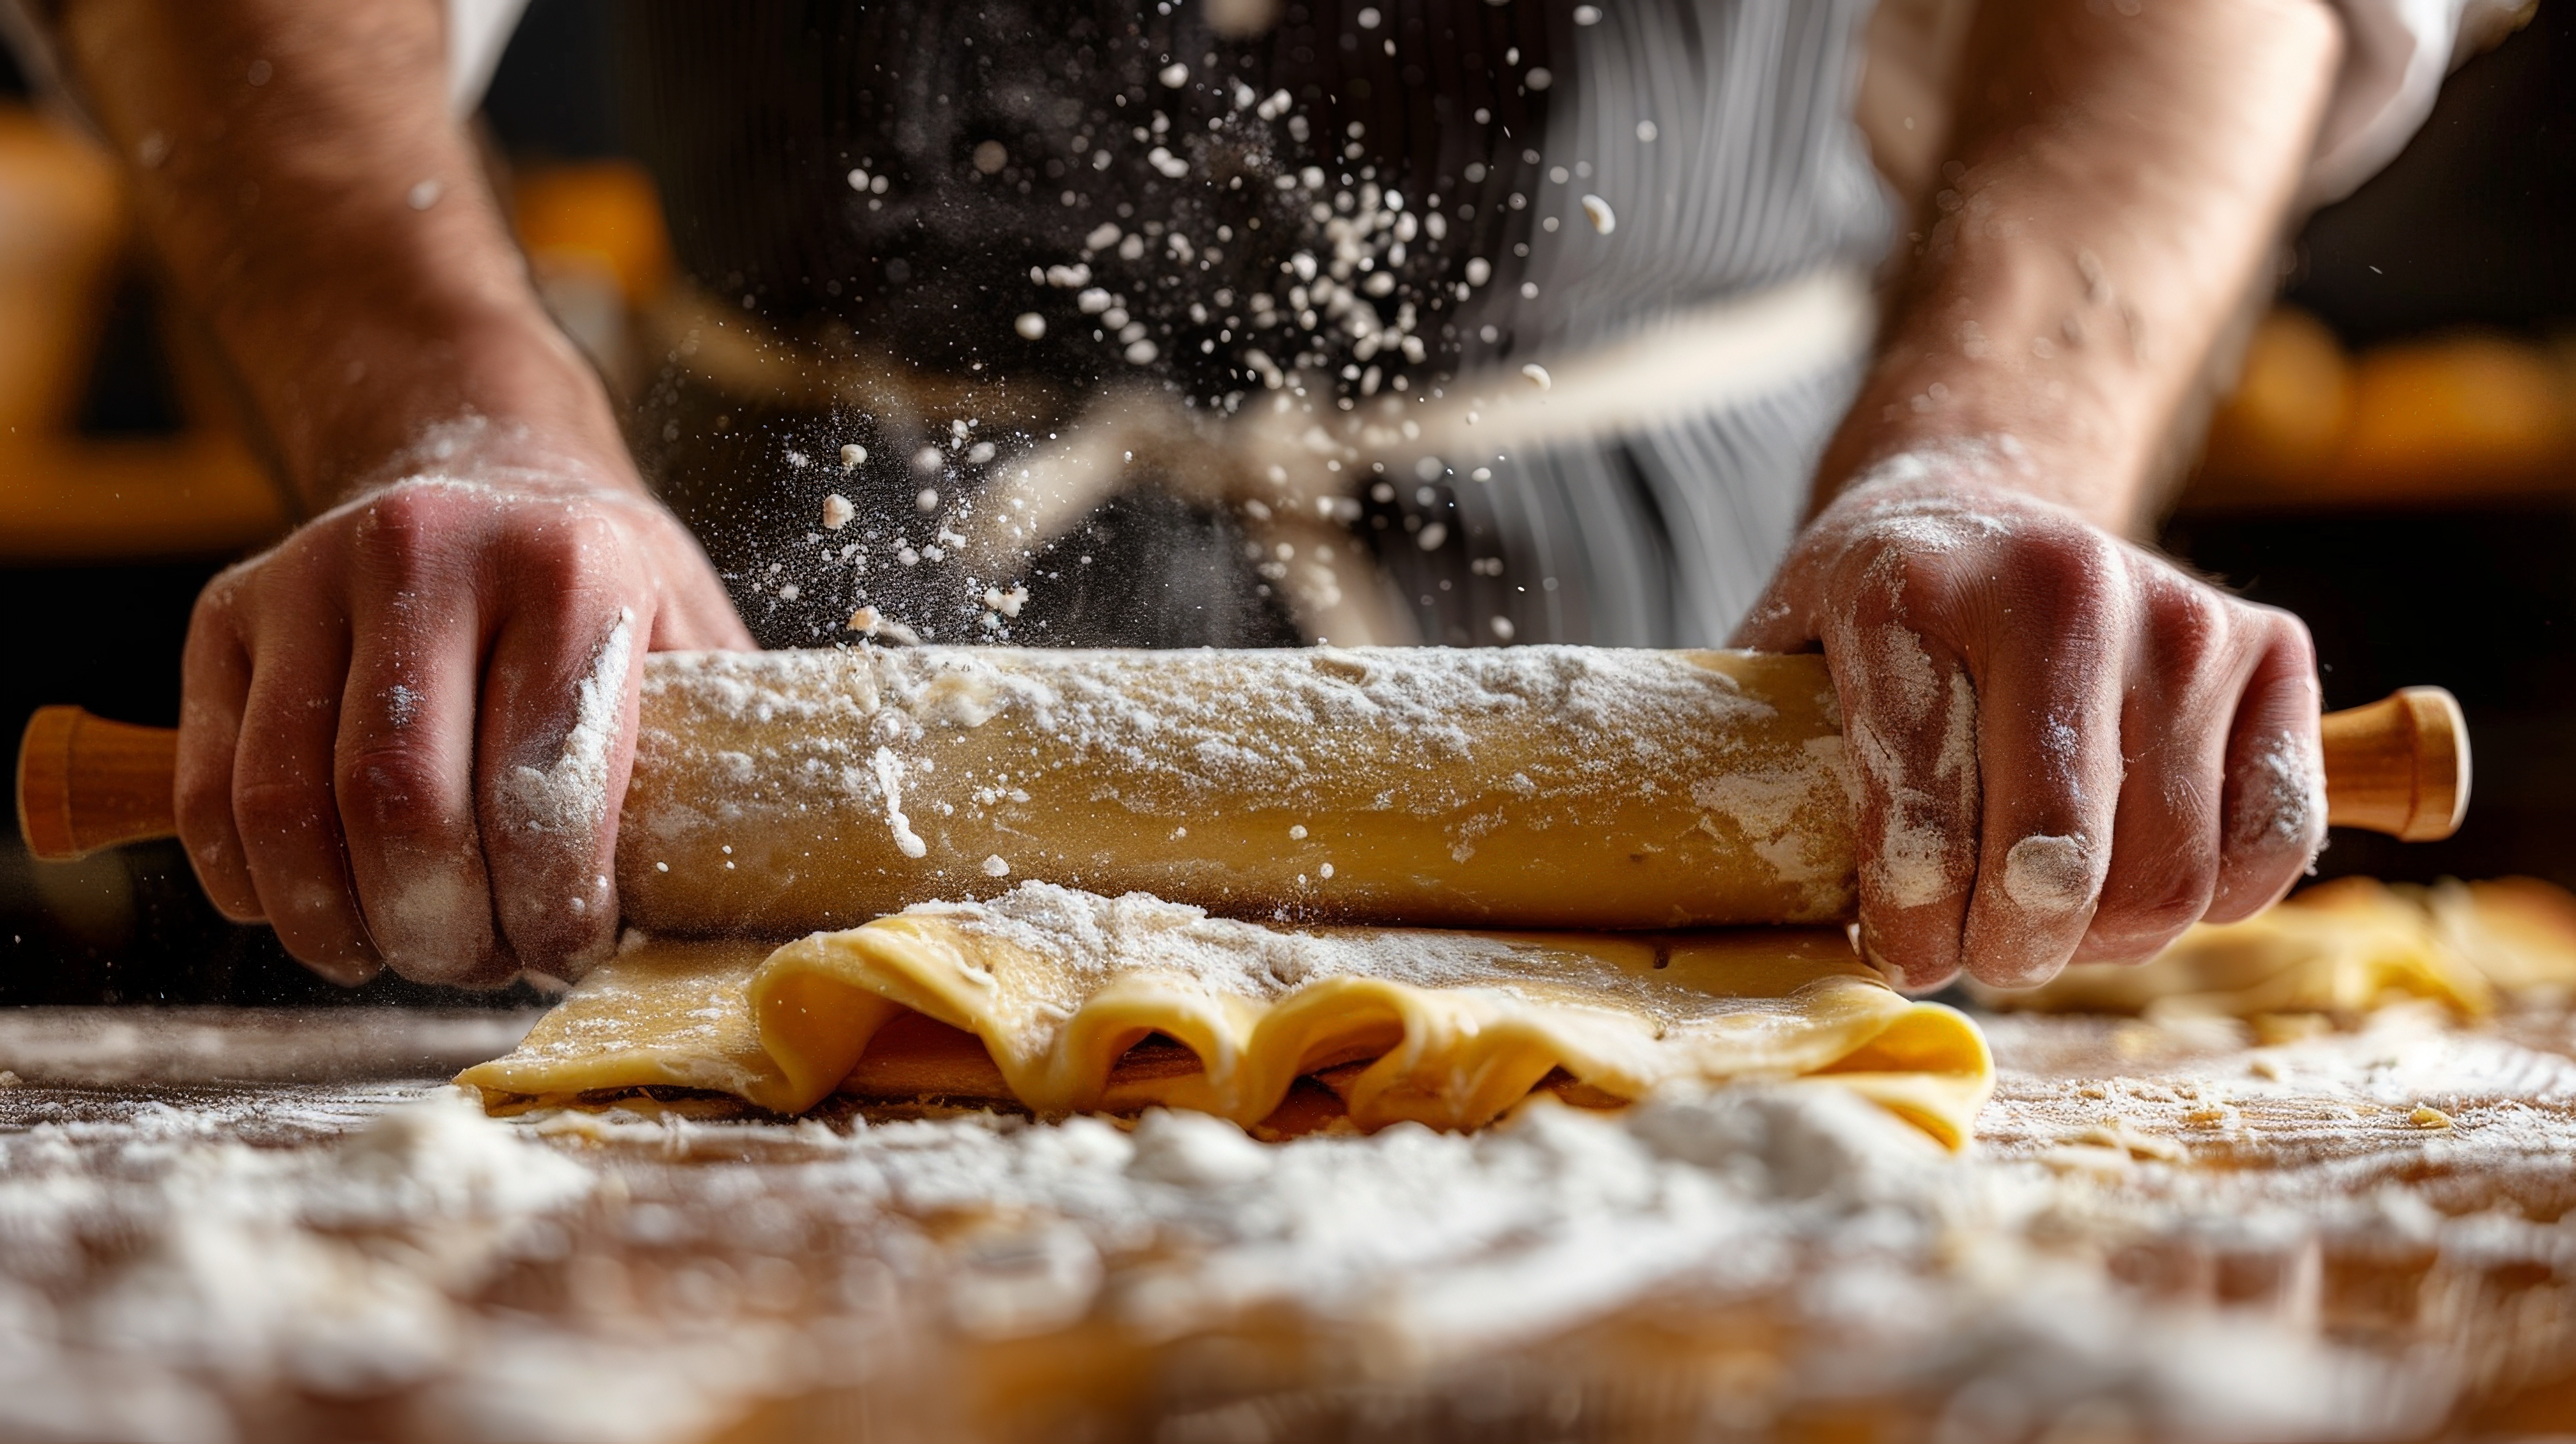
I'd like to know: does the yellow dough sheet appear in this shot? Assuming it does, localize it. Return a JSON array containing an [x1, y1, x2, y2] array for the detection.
[[1972, 876, 2576, 1023], [461, 883, 1993, 1148]]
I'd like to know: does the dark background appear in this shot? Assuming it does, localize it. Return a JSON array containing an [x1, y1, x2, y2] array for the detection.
[[0, 2, 2568, 1004]]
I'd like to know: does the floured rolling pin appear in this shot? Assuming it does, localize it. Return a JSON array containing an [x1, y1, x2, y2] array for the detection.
[[19, 648, 2467, 933]]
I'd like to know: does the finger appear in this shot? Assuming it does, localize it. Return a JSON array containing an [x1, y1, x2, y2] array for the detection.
[[648, 533, 758, 652], [175, 572, 261, 922], [1828, 562, 1981, 992], [1956, 542, 2128, 988], [233, 589, 381, 985], [478, 540, 639, 981], [2074, 579, 2235, 964], [1727, 575, 1812, 653], [2206, 609, 2326, 922], [336, 495, 512, 985]]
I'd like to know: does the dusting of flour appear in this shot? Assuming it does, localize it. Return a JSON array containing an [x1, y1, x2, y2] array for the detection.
[[624, 645, 1859, 928], [905, 880, 1725, 1019], [499, 608, 634, 841], [13, 1000, 2576, 1439]]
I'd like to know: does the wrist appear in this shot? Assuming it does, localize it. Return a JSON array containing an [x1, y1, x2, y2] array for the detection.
[[1812, 434, 2066, 520], [1821, 255, 2169, 532], [1817, 381, 2157, 534], [233, 294, 634, 512]]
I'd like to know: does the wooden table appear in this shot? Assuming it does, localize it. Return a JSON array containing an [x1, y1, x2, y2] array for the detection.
[[2, 1003, 2572, 1444]]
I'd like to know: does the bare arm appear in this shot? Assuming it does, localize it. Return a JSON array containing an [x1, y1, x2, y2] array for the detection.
[[58, 0, 751, 986], [62, 0, 613, 503], [1740, 0, 2345, 987], [1825, 0, 2339, 523]]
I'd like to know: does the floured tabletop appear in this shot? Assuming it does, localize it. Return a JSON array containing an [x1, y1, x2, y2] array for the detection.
[[3, 1003, 2574, 1444]]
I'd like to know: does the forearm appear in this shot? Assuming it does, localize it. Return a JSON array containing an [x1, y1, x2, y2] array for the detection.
[[1820, 0, 2343, 532], [58, 0, 627, 510]]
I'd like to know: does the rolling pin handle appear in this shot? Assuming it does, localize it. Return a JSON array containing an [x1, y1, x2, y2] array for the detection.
[[2319, 685, 2469, 843], [17, 706, 182, 862]]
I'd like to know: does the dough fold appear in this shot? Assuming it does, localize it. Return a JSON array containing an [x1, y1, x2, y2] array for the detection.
[[462, 884, 1992, 1148], [1972, 877, 2576, 1022]]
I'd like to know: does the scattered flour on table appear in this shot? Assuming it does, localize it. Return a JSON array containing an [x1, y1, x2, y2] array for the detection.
[[20, 1006, 2576, 1439], [0, 1087, 608, 1444]]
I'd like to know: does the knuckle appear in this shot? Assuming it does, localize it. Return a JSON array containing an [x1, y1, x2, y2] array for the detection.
[[2002, 526, 2122, 620], [192, 570, 245, 626], [350, 486, 473, 587], [2207, 845, 2308, 922], [502, 922, 612, 985], [369, 478, 472, 530], [2258, 606, 2319, 673], [187, 575, 258, 655], [1882, 545, 1961, 608], [2150, 583, 2234, 684], [172, 769, 234, 849], [390, 955, 517, 990], [2224, 794, 2325, 870], [335, 743, 462, 839], [232, 773, 326, 843], [263, 879, 364, 956], [519, 508, 626, 582], [280, 932, 377, 985], [1857, 546, 1969, 633]]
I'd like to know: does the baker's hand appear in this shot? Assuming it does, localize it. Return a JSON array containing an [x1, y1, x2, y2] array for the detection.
[[1733, 451, 2325, 991], [175, 440, 753, 988]]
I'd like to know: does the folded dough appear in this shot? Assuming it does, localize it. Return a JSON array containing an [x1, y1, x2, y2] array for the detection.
[[1972, 877, 2576, 1022], [462, 884, 1992, 1148]]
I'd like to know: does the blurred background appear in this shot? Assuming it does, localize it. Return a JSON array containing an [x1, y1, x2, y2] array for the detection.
[[0, 1, 2567, 1005]]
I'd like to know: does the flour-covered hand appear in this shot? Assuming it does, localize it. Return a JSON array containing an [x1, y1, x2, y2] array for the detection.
[[175, 435, 751, 988], [1733, 447, 2325, 991]]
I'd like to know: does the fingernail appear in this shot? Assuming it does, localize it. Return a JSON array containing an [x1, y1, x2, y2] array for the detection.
[[1857, 931, 1917, 988], [307, 956, 379, 988], [1866, 940, 1957, 995], [2000, 833, 2097, 914]]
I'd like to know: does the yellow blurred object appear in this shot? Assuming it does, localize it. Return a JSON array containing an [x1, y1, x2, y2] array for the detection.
[[2201, 307, 2353, 484], [1971, 875, 2576, 1023], [2423, 874, 2576, 1006], [512, 160, 676, 309], [2333, 332, 2572, 492], [0, 108, 123, 437], [2190, 306, 2576, 509], [0, 104, 288, 560], [511, 161, 677, 393], [0, 435, 286, 561]]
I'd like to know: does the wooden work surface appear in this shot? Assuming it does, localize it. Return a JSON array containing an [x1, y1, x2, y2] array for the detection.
[[2, 1003, 2574, 1444]]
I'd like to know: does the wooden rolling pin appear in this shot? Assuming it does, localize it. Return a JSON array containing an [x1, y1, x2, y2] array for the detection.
[[17, 648, 2468, 933]]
